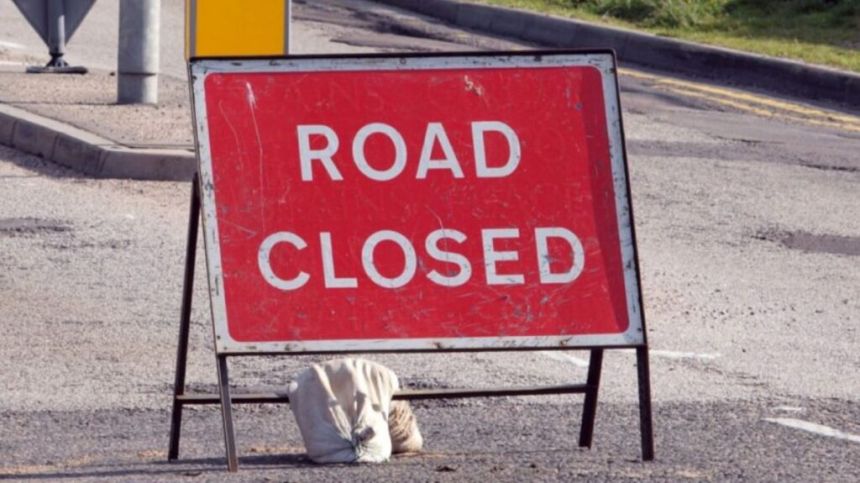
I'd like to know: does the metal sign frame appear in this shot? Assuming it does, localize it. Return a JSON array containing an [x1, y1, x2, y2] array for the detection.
[[169, 50, 654, 472], [190, 52, 645, 355]]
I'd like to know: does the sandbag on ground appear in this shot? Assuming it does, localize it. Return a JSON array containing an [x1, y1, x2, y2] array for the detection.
[[389, 400, 423, 454], [288, 358, 422, 464]]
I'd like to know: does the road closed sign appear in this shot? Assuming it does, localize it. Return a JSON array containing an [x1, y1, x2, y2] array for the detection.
[[190, 52, 645, 353]]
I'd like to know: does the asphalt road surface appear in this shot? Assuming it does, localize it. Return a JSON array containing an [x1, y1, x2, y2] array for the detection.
[[1, 0, 859, 481]]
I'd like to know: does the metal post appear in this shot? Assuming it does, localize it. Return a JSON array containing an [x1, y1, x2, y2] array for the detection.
[[117, 0, 160, 104], [46, 0, 66, 66], [285, 0, 292, 54]]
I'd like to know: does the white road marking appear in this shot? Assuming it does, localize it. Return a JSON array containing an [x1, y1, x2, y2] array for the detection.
[[764, 418, 860, 444], [773, 406, 805, 413], [649, 350, 721, 361], [0, 60, 26, 66], [540, 348, 719, 367], [539, 351, 589, 368], [0, 40, 25, 50]]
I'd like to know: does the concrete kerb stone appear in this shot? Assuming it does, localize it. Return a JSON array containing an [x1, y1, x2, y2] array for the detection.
[[12, 118, 58, 161], [53, 133, 105, 175], [456, 4, 492, 31], [375, 0, 860, 111], [0, 103, 195, 181], [407, 0, 458, 20], [100, 147, 198, 181], [0, 110, 15, 146], [520, 15, 580, 48]]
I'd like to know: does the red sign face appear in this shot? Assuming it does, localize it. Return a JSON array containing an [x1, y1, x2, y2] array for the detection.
[[193, 53, 643, 353]]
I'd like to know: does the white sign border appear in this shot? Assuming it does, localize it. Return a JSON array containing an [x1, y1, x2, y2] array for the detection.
[[190, 52, 645, 354]]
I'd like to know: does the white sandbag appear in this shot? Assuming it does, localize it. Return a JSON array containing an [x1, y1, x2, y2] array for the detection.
[[288, 358, 400, 464], [389, 400, 423, 454]]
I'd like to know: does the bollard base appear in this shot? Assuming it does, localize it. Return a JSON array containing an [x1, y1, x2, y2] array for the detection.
[[117, 74, 159, 105]]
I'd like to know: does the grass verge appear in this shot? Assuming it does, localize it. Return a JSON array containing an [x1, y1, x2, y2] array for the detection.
[[477, 0, 860, 73]]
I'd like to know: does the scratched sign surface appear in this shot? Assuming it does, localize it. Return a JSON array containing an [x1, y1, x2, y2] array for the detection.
[[191, 52, 644, 353]]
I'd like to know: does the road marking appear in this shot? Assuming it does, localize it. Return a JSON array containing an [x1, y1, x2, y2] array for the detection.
[[540, 349, 719, 367], [659, 85, 860, 133], [0, 40, 25, 49], [773, 405, 805, 413], [618, 348, 720, 361], [625, 69, 859, 123], [621, 68, 860, 133], [764, 418, 860, 444], [649, 350, 720, 361], [539, 351, 589, 367]]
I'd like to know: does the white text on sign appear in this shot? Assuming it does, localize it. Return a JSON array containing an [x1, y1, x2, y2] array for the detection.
[[258, 228, 586, 290], [258, 121, 587, 291], [297, 121, 521, 181]]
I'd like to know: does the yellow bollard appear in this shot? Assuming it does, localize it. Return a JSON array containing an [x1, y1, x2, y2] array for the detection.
[[185, 0, 290, 59]]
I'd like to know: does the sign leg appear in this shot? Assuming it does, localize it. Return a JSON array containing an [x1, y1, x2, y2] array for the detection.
[[636, 346, 655, 461], [578, 348, 604, 448], [168, 175, 201, 461], [217, 355, 239, 472]]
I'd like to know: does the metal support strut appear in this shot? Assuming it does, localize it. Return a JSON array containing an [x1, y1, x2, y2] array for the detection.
[[578, 348, 604, 448], [636, 346, 655, 461], [168, 174, 200, 462], [217, 355, 239, 472]]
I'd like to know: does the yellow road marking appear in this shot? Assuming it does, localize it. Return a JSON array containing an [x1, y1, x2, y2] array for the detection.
[[659, 86, 778, 118], [620, 68, 860, 133], [622, 69, 860, 124], [658, 85, 860, 133]]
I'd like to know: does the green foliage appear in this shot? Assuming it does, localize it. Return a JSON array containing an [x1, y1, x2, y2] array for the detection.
[[481, 0, 860, 71], [726, 0, 860, 29], [576, 0, 728, 28], [549, 0, 860, 29]]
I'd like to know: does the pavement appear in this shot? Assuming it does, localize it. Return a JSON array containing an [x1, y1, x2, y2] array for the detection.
[[0, 72, 196, 180], [0, 0, 858, 181]]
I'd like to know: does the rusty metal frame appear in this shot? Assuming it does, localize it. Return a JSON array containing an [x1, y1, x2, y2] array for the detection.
[[170, 50, 655, 472]]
